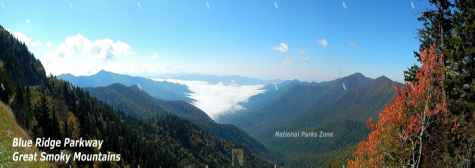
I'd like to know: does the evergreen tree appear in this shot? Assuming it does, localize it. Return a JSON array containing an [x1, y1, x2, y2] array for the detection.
[[404, 0, 453, 82]]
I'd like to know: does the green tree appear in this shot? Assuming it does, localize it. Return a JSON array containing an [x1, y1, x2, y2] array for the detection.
[[404, 0, 453, 82]]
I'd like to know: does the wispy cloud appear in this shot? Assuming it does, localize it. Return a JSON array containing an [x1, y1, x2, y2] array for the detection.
[[273, 42, 288, 54], [273, 42, 312, 65], [410, 1, 415, 9], [25, 19, 31, 24], [137, 1, 142, 8], [318, 38, 328, 48], [206, 1, 211, 9], [64, 0, 73, 8], [273, 1, 279, 9], [342, 1, 348, 9]]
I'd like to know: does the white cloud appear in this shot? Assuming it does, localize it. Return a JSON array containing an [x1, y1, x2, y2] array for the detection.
[[273, 42, 288, 54], [342, 1, 348, 9], [273, 1, 279, 9], [318, 38, 328, 48], [206, 1, 211, 9], [156, 79, 264, 119], [40, 34, 133, 75], [9, 29, 186, 77], [12, 31, 42, 49], [25, 19, 31, 24], [137, 1, 142, 8], [410, 1, 415, 9], [13, 32, 33, 46], [273, 43, 312, 65]]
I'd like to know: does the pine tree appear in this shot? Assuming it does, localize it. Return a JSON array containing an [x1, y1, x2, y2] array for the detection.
[[442, 0, 475, 165], [404, 0, 453, 82]]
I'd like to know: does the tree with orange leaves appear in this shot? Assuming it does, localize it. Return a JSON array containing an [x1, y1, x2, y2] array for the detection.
[[348, 46, 447, 168], [350, 1, 475, 167]]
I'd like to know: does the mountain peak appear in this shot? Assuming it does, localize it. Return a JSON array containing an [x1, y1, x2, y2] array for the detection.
[[96, 69, 112, 75], [376, 75, 391, 81], [59, 73, 75, 78], [349, 72, 365, 78], [108, 83, 128, 88], [342, 72, 367, 81], [93, 70, 119, 78]]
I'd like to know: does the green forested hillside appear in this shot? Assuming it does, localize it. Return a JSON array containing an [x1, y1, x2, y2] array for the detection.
[[0, 25, 272, 167]]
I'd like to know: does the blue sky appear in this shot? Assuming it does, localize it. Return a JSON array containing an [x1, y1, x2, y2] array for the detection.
[[0, 0, 430, 82]]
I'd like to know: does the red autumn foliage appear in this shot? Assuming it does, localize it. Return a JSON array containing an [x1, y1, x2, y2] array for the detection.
[[348, 46, 447, 168]]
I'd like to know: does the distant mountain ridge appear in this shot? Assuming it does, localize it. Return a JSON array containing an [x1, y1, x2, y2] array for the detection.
[[59, 70, 193, 102], [155, 73, 277, 85], [219, 72, 400, 167]]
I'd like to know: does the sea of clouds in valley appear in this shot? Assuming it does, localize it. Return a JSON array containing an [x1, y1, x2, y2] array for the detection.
[[153, 78, 264, 119]]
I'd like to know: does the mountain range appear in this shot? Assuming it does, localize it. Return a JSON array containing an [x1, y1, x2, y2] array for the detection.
[[219, 73, 400, 167], [59, 70, 193, 102], [155, 73, 276, 85]]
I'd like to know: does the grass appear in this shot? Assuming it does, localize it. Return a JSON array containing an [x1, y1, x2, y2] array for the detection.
[[0, 101, 52, 168]]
